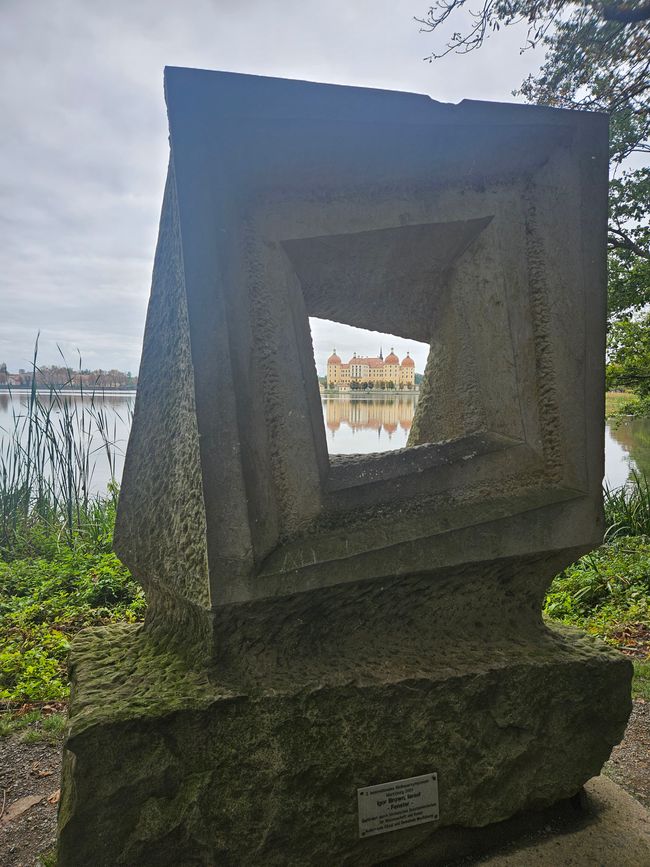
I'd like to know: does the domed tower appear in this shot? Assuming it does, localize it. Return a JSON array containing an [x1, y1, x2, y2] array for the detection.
[[400, 351, 415, 388], [384, 348, 399, 388], [326, 349, 342, 389]]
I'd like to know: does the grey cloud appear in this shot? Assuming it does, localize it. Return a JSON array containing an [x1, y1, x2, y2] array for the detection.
[[1, 0, 543, 372]]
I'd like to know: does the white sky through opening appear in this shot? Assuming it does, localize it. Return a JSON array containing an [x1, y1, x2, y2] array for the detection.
[[309, 318, 429, 377]]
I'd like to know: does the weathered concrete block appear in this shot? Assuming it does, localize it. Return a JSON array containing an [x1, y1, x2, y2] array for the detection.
[[57, 68, 627, 865]]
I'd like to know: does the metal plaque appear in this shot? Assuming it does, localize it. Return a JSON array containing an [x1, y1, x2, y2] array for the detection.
[[357, 773, 439, 838]]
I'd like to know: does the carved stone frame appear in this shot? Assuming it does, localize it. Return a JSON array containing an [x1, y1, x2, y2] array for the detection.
[[121, 68, 608, 607]]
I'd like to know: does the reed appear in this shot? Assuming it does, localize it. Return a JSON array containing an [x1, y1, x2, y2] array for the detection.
[[604, 470, 650, 540], [0, 348, 131, 558]]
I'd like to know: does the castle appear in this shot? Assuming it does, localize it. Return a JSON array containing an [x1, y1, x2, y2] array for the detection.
[[326, 347, 416, 390]]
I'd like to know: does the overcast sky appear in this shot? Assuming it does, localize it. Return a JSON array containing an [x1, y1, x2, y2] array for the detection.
[[1, 0, 544, 375]]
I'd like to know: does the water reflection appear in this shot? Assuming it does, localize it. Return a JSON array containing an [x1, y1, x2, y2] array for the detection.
[[322, 395, 417, 454], [1, 389, 648, 492], [605, 417, 650, 488], [322, 394, 650, 488]]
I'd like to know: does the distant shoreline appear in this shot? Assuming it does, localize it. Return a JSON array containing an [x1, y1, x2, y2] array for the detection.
[[320, 389, 419, 397], [0, 386, 137, 394]]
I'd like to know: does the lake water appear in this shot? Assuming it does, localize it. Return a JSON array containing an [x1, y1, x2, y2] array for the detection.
[[1, 390, 648, 494], [0, 390, 135, 496]]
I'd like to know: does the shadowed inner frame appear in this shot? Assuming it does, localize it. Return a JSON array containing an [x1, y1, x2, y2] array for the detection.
[[282, 217, 495, 457]]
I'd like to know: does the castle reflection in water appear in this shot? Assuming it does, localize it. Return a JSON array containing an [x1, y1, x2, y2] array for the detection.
[[321, 395, 418, 455]]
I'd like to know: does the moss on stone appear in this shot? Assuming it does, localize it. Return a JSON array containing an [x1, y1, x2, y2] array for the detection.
[[57, 622, 632, 867], [65, 624, 224, 736]]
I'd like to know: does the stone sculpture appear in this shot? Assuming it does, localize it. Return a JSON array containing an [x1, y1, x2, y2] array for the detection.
[[56, 67, 631, 866]]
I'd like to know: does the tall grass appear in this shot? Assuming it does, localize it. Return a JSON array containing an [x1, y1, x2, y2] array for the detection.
[[0, 350, 131, 558], [604, 470, 650, 540]]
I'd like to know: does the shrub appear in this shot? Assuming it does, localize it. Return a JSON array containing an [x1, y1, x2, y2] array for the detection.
[[544, 536, 650, 636], [0, 547, 145, 703]]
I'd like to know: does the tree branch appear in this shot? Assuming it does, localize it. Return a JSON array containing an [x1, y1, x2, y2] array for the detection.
[[609, 227, 650, 259]]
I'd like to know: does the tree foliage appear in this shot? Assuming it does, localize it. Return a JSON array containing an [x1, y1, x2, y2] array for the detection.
[[418, 0, 650, 404], [607, 313, 650, 394], [417, 0, 649, 137], [608, 167, 650, 316], [417, 0, 649, 258]]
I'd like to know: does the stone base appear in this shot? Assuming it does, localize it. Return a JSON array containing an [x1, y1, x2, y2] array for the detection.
[[56, 622, 631, 866]]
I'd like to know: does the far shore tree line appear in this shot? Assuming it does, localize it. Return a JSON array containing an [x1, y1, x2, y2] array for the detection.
[[0, 362, 137, 390], [349, 380, 399, 390]]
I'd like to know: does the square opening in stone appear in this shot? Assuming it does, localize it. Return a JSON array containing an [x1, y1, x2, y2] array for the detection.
[[310, 317, 429, 455], [279, 214, 530, 492]]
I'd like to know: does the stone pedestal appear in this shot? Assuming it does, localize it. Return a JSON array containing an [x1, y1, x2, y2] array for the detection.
[[57, 561, 631, 866]]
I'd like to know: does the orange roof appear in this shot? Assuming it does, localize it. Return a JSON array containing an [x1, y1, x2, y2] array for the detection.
[[350, 356, 385, 368], [330, 349, 417, 369]]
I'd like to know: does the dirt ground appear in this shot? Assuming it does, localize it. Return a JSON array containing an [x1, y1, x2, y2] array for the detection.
[[0, 701, 648, 866], [0, 734, 61, 867], [603, 699, 650, 809]]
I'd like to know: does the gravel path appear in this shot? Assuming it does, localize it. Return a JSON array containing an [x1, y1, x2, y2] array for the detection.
[[604, 699, 650, 809]]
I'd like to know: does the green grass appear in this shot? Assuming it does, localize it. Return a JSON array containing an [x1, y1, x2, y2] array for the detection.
[[633, 661, 650, 700], [604, 471, 650, 539], [0, 354, 144, 707], [0, 710, 67, 743], [0, 343, 131, 557], [605, 390, 636, 417]]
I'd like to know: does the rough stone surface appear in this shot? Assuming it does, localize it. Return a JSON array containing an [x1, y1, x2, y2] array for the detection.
[[57, 622, 630, 867], [58, 69, 622, 865], [114, 68, 609, 619], [114, 160, 211, 654]]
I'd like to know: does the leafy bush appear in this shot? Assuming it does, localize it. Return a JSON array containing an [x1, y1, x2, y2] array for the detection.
[[545, 534, 650, 699], [610, 394, 650, 419], [544, 536, 650, 637], [0, 546, 145, 703]]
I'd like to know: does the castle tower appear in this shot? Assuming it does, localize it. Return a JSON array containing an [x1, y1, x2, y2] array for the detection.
[[326, 349, 341, 388], [384, 347, 399, 387], [400, 351, 415, 387]]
